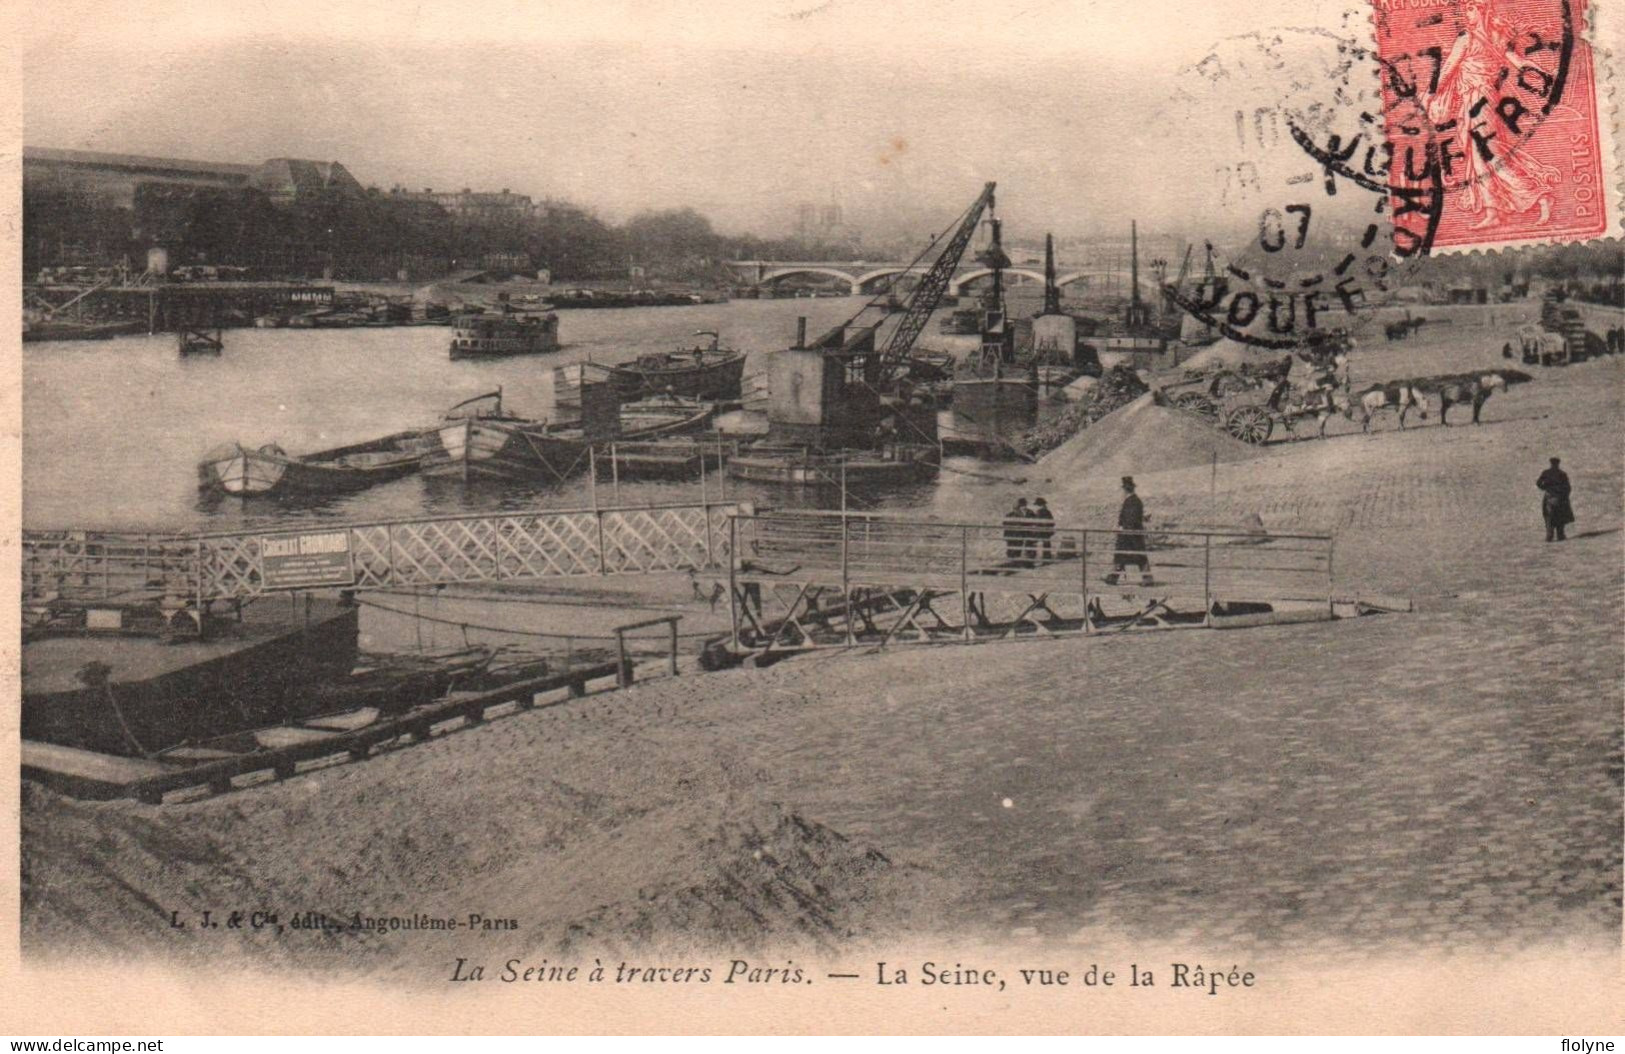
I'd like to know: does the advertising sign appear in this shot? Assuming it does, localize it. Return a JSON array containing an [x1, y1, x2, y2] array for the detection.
[[259, 530, 356, 590]]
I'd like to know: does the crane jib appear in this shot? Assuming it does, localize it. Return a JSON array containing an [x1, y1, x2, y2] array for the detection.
[[877, 181, 998, 373]]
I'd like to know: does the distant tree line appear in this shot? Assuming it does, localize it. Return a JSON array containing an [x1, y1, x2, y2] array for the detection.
[[22, 181, 871, 284]]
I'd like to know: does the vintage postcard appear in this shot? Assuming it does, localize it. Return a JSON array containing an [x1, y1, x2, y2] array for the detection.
[[4, 0, 1623, 1037]]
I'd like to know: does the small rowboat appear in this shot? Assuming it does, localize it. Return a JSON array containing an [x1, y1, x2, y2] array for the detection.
[[198, 431, 434, 497]]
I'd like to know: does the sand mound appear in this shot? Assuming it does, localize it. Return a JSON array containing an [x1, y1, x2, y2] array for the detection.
[[22, 769, 916, 970], [20, 782, 359, 969], [1037, 392, 1261, 484], [547, 800, 900, 956], [1178, 338, 1285, 372]]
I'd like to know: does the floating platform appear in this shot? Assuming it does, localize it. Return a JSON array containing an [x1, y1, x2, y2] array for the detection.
[[21, 596, 360, 757], [727, 446, 937, 487], [21, 659, 626, 804]]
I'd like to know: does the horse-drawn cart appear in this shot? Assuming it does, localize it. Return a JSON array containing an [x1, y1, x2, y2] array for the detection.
[[1151, 358, 1340, 443]]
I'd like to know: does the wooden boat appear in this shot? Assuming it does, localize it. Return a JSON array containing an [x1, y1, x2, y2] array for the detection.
[[22, 318, 147, 343], [617, 394, 716, 438], [726, 444, 938, 486], [449, 308, 561, 359], [198, 430, 433, 497], [594, 331, 746, 401], [420, 389, 591, 483]]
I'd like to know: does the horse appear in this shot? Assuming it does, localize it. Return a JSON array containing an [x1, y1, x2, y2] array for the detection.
[[1382, 316, 1426, 342], [1429, 369, 1531, 425], [1352, 383, 1430, 432]]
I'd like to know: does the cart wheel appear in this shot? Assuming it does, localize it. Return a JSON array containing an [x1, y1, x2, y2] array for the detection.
[[1173, 392, 1219, 418], [1226, 405, 1274, 444]]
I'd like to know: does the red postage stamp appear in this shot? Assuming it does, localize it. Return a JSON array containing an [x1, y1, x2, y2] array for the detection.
[[1372, 0, 1616, 250]]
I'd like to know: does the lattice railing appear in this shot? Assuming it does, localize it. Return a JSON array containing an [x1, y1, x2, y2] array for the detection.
[[22, 530, 198, 601], [24, 503, 740, 604], [193, 502, 739, 600]]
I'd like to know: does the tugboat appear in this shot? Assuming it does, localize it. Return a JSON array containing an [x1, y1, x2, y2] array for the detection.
[[448, 299, 561, 360]]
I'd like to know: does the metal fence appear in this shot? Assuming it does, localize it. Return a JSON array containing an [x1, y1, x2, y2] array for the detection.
[[726, 510, 1334, 648]]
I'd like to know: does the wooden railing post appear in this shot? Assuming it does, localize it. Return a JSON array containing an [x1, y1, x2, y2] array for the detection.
[[615, 628, 630, 687], [728, 516, 740, 651], [1080, 529, 1091, 632], [960, 525, 972, 641], [1326, 535, 1335, 615], [669, 617, 680, 677], [842, 515, 855, 647], [1203, 532, 1213, 625], [597, 509, 608, 575]]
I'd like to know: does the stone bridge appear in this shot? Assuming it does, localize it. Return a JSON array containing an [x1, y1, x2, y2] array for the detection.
[[723, 260, 1161, 298]]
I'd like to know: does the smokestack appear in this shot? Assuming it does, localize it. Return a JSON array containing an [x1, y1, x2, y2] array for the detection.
[[795, 316, 807, 349]]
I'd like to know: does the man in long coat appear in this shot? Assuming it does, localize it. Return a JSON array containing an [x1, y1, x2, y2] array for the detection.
[[1108, 477, 1150, 584], [1003, 498, 1032, 566], [1537, 457, 1574, 541]]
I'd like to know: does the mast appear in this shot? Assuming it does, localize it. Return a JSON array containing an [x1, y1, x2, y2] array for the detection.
[[1128, 220, 1141, 330]]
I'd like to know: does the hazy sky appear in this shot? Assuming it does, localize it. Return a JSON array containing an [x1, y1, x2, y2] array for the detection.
[[24, 0, 1365, 243]]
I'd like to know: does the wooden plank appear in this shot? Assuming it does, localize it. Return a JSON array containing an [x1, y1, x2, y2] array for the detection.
[[1209, 608, 1336, 630], [303, 707, 382, 731], [22, 740, 171, 783], [254, 727, 342, 749]]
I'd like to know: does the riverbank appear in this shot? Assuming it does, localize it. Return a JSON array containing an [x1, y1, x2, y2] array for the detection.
[[22, 342, 1621, 981]]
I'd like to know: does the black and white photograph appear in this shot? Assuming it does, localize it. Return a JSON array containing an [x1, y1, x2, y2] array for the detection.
[[6, 0, 1624, 1037]]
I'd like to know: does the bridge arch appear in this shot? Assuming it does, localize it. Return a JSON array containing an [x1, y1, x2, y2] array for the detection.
[[949, 268, 1045, 295], [1055, 271, 1163, 297], [853, 267, 928, 293], [760, 267, 861, 293]]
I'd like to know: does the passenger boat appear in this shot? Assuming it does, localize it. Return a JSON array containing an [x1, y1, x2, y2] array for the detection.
[[198, 431, 434, 497], [593, 331, 746, 401], [448, 307, 561, 360]]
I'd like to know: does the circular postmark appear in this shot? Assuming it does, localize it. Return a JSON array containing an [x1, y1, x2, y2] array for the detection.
[[1163, 26, 1444, 350]]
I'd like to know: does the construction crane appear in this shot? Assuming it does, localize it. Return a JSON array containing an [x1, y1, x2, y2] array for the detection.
[[875, 181, 997, 379], [792, 181, 998, 388]]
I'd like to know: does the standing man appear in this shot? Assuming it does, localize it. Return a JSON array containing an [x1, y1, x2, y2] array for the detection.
[[1030, 497, 1056, 565], [1537, 457, 1574, 542], [1109, 476, 1151, 585], [1004, 498, 1031, 566]]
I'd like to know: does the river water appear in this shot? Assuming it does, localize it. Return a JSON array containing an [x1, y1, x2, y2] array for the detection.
[[24, 296, 1019, 532]]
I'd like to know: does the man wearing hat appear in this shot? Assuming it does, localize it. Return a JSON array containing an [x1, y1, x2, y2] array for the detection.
[[1030, 497, 1056, 565], [1108, 476, 1151, 584], [1003, 497, 1032, 566], [1537, 457, 1574, 541]]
